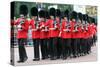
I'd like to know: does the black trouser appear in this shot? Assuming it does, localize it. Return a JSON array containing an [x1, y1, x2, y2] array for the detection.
[[49, 38, 57, 59], [33, 39, 40, 59], [46, 38, 50, 57], [80, 38, 84, 55], [56, 37, 62, 58], [80, 38, 86, 55], [18, 39, 27, 61], [76, 38, 81, 55], [86, 38, 91, 54], [92, 35, 97, 46], [93, 35, 97, 43], [62, 38, 71, 58], [46, 38, 49, 57], [40, 39, 48, 59], [71, 38, 78, 57]]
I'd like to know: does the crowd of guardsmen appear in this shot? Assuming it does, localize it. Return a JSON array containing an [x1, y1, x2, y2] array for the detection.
[[11, 4, 97, 63]]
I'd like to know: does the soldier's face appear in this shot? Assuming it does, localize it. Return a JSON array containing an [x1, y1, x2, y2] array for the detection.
[[72, 19, 75, 22], [34, 16, 37, 20], [50, 16, 54, 19], [40, 18, 45, 21], [61, 19, 63, 22], [56, 17, 60, 22], [32, 16, 37, 20], [61, 19, 65, 22], [78, 19, 81, 23], [64, 17, 68, 21], [20, 14, 24, 19]]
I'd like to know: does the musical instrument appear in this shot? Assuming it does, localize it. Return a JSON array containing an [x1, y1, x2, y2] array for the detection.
[[53, 20, 57, 29], [65, 22, 71, 32], [17, 19, 25, 31], [35, 21, 39, 30], [73, 23, 79, 32]]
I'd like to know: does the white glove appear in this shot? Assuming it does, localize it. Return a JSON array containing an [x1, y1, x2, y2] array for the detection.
[[17, 24, 22, 31]]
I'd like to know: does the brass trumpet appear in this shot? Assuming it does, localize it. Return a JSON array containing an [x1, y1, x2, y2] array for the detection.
[[53, 20, 57, 29], [17, 19, 25, 31], [66, 23, 71, 32], [35, 21, 40, 30], [73, 23, 79, 32]]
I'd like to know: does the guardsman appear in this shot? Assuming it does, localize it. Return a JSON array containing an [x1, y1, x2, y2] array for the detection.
[[39, 10, 48, 60], [45, 10, 50, 58], [61, 10, 72, 59], [30, 7, 40, 61], [48, 8, 57, 60], [92, 18, 97, 46], [70, 11, 78, 58], [90, 18, 95, 46], [83, 14, 90, 55], [15, 5, 29, 63], [55, 9, 61, 59], [87, 16, 93, 54], [80, 14, 87, 56], [76, 13, 83, 57]]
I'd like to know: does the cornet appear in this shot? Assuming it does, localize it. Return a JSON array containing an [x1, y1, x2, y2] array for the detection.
[[17, 19, 25, 31], [66, 23, 71, 32]]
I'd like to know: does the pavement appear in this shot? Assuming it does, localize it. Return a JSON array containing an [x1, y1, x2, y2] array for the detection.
[[13, 45, 97, 66]]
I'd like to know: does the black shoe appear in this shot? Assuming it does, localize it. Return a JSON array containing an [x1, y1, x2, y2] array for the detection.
[[17, 60, 24, 63], [62, 57, 67, 60], [57, 56, 60, 59], [69, 55, 73, 58], [77, 54, 80, 57], [23, 57, 28, 62], [33, 58, 40, 61], [73, 56, 77, 58], [50, 57, 56, 60], [42, 57, 46, 60], [87, 52, 90, 54], [45, 56, 49, 59]]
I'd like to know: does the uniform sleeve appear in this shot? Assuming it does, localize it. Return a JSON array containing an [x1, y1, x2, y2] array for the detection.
[[30, 20, 35, 29], [57, 22, 60, 30], [61, 22, 64, 31], [22, 20, 29, 31], [14, 18, 20, 25]]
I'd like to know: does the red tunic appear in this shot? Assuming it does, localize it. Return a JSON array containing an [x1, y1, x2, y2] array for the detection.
[[45, 20, 50, 39], [55, 19, 60, 37], [83, 26, 90, 39], [61, 21, 71, 38], [15, 18, 29, 39], [40, 21, 46, 39], [48, 19, 59, 38], [48, 19, 56, 38], [91, 24, 97, 36], [30, 19, 40, 39], [70, 21, 77, 38], [74, 26, 83, 38], [93, 24, 97, 35]]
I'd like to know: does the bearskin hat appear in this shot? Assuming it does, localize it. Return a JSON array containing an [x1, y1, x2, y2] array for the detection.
[[56, 9, 61, 17], [70, 11, 77, 20], [19, 5, 28, 16], [39, 10, 45, 18], [30, 7, 38, 16], [45, 10, 50, 19], [77, 12, 83, 20], [64, 9, 69, 19], [49, 8, 56, 17]]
